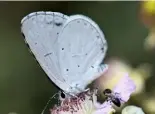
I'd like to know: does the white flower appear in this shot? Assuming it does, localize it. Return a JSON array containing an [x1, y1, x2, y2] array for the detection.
[[122, 105, 145, 114]]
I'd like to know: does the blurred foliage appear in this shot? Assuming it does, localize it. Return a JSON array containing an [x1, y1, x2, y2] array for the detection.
[[0, 1, 155, 114]]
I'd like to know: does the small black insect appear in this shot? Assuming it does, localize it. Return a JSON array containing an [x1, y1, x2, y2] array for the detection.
[[103, 88, 121, 107]]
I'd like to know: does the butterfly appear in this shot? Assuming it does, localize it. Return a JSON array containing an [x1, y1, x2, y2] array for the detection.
[[21, 11, 108, 97]]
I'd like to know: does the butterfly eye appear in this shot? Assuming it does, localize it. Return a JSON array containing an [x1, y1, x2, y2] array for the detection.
[[60, 91, 66, 99]]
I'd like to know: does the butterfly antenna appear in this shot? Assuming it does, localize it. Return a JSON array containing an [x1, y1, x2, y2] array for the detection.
[[41, 92, 59, 114]]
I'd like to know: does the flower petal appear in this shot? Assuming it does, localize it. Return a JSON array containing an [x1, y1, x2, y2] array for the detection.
[[93, 101, 115, 114], [113, 73, 136, 102]]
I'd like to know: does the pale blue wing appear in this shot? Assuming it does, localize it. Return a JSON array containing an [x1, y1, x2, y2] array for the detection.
[[56, 15, 108, 93], [21, 11, 70, 92]]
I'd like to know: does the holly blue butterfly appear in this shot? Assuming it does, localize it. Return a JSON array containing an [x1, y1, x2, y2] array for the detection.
[[21, 11, 108, 97]]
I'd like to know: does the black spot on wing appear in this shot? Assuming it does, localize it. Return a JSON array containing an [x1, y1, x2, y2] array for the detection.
[[55, 22, 63, 26], [101, 47, 104, 53], [44, 52, 52, 57]]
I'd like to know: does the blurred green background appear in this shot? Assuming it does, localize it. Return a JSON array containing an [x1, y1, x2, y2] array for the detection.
[[0, 1, 154, 114]]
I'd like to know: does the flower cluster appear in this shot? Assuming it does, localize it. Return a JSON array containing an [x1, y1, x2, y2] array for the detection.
[[50, 89, 115, 114], [49, 73, 136, 114]]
